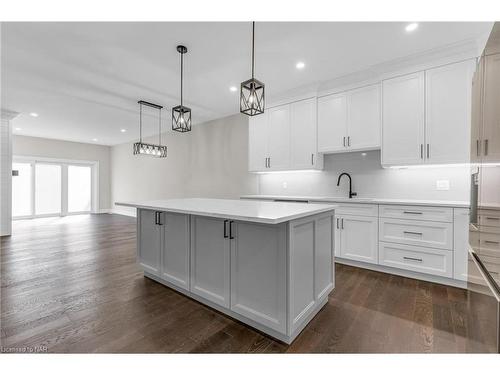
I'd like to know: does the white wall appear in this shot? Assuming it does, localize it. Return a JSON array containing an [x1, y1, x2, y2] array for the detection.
[[12, 135, 112, 210], [110, 114, 259, 216], [1, 112, 16, 236], [258, 150, 470, 201]]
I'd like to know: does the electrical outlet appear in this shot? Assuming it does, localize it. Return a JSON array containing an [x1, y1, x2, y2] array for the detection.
[[436, 180, 450, 191], [282, 182, 287, 189]]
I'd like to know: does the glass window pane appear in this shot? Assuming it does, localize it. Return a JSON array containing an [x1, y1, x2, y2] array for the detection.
[[68, 165, 92, 213], [12, 162, 32, 217], [35, 164, 61, 215]]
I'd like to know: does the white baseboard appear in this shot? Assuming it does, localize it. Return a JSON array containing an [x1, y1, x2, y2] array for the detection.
[[335, 257, 467, 289]]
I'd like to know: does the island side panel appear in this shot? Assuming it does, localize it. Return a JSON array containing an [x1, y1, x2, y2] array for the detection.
[[137, 208, 161, 276], [230, 221, 287, 334], [288, 210, 335, 337]]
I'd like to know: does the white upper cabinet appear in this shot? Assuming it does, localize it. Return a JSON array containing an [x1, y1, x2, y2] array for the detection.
[[248, 97, 323, 172], [267, 105, 291, 170], [318, 84, 381, 153], [317, 93, 347, 152], [248, 111, 268, 172], [347, 85, 381, 150], [425, 60, 474, 164], [382, 60, 475, 167], [483, 53, 500, 162], [382, 72, 425, 166], [290, 98, 320, 169]]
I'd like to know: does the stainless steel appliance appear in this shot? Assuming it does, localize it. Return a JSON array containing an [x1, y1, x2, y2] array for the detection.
[[467, 22, 500, 353]]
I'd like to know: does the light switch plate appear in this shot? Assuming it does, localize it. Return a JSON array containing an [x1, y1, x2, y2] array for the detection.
[[436, 180, 450, 191]]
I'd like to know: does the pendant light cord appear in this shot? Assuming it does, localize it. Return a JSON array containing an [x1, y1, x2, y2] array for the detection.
[[180, 51, 183, 107], [251, 21, 255, 79], [158, 108, 161, 146], [139, 102, 143, 143]]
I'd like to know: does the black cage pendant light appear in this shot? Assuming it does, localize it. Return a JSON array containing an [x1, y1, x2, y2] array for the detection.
[[172, 45, 192, 132], [240, 21, 265, 116], [133, 100, 167, 158]]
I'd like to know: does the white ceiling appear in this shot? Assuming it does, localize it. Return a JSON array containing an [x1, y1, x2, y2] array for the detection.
[[1, 22, 493, 146]]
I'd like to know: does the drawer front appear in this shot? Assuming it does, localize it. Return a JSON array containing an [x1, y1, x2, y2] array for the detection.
[[379, 205, 453, 222], [379, 242, 453, 278], [478, 232, 500, 258], [478, 211, 500, 228], [379, 218, 453, 250], [334, 203, 378, 217]]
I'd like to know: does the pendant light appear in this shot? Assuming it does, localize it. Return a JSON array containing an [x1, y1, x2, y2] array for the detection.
[[240, 22, 265, 116], [172, 45, 192, 132], [133, 100, 167, 158]]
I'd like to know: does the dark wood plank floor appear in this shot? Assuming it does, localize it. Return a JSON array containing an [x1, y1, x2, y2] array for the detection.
[[1, 214, 470, 353]]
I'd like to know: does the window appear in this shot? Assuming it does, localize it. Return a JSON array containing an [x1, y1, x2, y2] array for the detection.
[[68, 165, 92, 213], [35, 163, 62, 215], [12, 162, 32, 217], [12, 157, 96, 219]]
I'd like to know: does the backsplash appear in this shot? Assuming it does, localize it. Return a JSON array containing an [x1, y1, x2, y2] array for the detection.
[[258, 151, 470, 202]]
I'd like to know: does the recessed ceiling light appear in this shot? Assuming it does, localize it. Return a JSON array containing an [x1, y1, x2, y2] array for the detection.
[[15, 127, 21, 131], [92, 138, 98, 142], [405, 23, 419, 32], [120, 129, 127, 133], [229, 86, 237, 92], [29, 112, 38, 117], [296, 61, 305, 70]]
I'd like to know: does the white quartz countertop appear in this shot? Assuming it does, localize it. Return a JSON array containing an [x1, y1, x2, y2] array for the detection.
[[115, 198, 337, 224], [240, 195, 470, 208]]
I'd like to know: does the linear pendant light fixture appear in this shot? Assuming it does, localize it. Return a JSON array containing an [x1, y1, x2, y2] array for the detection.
[[172, 45, 192, 132], [133, 100, 167, 158], [240, 21, 265, 116]]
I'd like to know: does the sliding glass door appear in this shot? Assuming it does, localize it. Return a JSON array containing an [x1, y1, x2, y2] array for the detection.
[[12, 158, 96, 219]]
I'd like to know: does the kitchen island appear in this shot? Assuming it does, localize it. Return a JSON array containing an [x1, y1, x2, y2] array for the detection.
[[115, 198, 336, 344]]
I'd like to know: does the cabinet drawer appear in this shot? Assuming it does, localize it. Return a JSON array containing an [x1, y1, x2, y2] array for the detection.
[[478, 232, 500, 258], [334, 203, 378, 217], [379, 205, 453, 222], [478, 210, 500, 228], [379, 218, 453, 250], [379, 242, 453, 278]]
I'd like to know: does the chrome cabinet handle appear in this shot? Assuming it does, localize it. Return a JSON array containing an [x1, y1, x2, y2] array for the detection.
[[426, 144, 430, 159], [341, 218, 344, 229], [420, 144, 423, 159], [486, 217, 500, 220], [268, 157, 271, 168], [404, 231, 423, 236], [477, 139, 480, 157], [403, 211, 423, 215], [155, 211, 163, 225], [485, 139, 489, 156], [347, 136, 351, 147], [343, 136, 346, 147], [403, 256, 423, 262], [336, 218, 339, 229], [223, 220, 228, 238], [484, 240, 499, 245], [311, 153, 314, 165]]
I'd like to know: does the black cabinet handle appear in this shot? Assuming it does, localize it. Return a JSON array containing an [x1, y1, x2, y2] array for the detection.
[[347, 136, 351, 147], [155, 211, 159, 225], [336, 218, 339, 229], [404, 231, 422, 236], [343, 137, 346, 147], [420, 144, 423, 159], [157, 212, 163, 225], [223, 220, 228, 238], [403, 256, 423, 262], [229, 221, 235, 239]]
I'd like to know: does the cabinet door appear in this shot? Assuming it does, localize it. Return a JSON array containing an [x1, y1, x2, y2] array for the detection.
[[230, 221, 287, 334], [471, 58, 484, 164], [290, 98, 318, 169], [382, 72, 425, 166], [339, 215, 378, 264], [248, 112, 268, 171], [483, 53, 500, 163], [317, 93, 348, 153], [267, 105, 291, 170], [137, 209, 161, 276], [161, 212, 190, 291], [190, 216, 230, 308], [425, 60, 474, 164], [347, 84, 381, 151]]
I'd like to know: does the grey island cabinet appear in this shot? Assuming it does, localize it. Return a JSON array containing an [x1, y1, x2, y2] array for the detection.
[[116, 198, 337, 344]]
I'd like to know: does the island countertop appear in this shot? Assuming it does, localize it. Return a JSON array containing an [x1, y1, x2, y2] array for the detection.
[[115, 198, 337, 224]]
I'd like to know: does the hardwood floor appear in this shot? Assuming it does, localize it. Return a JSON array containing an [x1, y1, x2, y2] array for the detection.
[[1, 214, 470, 353]]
